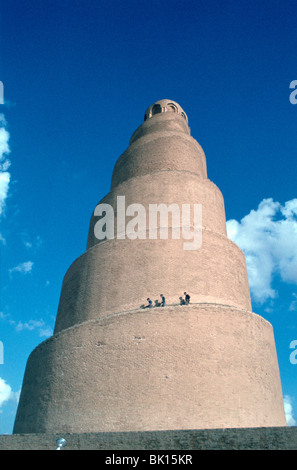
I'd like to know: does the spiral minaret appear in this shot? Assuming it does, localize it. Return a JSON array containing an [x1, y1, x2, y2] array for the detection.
[[13, 100, 286, 433]]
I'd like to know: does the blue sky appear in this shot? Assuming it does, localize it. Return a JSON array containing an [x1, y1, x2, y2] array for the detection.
[[0, 0, 297, 433]]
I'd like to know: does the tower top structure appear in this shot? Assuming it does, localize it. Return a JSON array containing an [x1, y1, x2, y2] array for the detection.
[[144, 99, 188, 123]]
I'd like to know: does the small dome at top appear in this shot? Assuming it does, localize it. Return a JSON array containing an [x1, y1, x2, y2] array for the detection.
[[144, 99, 188, 123]]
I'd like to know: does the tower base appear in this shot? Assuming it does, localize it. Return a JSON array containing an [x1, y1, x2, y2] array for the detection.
[[1, 427, 296, 450], [14, 304, 286, 433]]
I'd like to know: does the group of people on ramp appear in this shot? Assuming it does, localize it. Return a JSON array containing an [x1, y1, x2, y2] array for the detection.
[[143, 292, 190, 309]]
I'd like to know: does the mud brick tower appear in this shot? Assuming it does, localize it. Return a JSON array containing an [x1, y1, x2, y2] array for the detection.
[[13, 99, 286, 433]]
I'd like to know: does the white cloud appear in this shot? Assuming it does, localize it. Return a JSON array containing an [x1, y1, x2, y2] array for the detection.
[[289, 293, 297, 312], [0, 311, 53, 338], [0, 171, 10, 216], [13, 319, 53, 337], [0, 114, 11, 217], [0, 120, 10, 160], [0, 377, 19, 412], [284, 395, 296, 426], [22, 234, 42, 251], [0, 233, 6, 245], [14, 319, 44, 332], [38, 326, 54, 338], [227, 198, 297, 304], [9, 261, 34, 276]]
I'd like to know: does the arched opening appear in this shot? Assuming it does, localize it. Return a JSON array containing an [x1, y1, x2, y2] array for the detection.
[[167, 103, 177, 113], [152, 104, 162, 115]]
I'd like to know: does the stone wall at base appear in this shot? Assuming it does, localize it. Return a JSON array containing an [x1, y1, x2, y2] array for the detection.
[[0, 427, 296, 450], [13, 306, 286, 434]]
